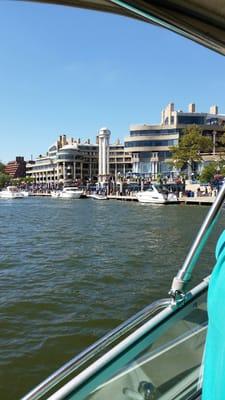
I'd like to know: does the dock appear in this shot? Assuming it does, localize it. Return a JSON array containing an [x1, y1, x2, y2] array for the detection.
[[107, 194, 215, 205], [107, 195, 138, 202], [30, 192, 51, 196], [179, 196, 215, 205], [28, 192, 216, 205]]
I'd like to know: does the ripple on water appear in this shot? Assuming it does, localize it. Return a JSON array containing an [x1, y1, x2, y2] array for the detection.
[[0, 198, 223, 399]]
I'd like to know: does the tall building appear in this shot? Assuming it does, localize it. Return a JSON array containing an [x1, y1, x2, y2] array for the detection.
[[26, 134, 132, 186], [26, 135, 99, 187], [109, 139, 132, 178], [124, 102, 225, 178], [98, 128, 111, 184], [4, 156, 26, 178]]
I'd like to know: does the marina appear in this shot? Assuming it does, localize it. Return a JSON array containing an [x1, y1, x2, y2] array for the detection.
[[12, 191, 216, 206], [1, 0, 225, 398]]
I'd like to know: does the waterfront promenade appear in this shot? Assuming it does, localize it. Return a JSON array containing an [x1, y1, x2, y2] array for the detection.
[[29, 191, 216, 205], [108, 194, 215, 205]]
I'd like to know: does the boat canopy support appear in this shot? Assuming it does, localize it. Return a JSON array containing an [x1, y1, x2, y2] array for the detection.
[[169, 182, 225, 301]]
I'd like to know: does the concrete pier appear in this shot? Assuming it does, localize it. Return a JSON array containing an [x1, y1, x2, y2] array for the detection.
[[28, 192, 216, 205], [107, 194, 215, 205], [179, 196, 215, 205], [107, 195, 138, 201], [30, 192, 51, 196]]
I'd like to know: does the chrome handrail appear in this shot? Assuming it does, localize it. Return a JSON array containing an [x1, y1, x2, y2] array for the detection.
[[170, 182, 225, 299], [23, 279, 208, 400], [22, 298, 170, 400]]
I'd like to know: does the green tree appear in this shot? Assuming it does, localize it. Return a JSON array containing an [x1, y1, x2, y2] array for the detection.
[[169, 125, 212, 176], [199, 161, 225, 183], [216, 132, 225, 150], [0, 161, 5, 173], [23, 176, 34, 184], [0, 173, 11, 188]]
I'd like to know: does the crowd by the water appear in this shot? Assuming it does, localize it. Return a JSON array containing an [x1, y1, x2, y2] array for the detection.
[[1, 174, 222, 198]]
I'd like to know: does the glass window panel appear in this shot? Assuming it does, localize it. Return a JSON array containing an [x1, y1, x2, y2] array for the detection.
[[66, 291, 207, 400]]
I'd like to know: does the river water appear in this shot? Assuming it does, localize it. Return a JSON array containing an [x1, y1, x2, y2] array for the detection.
[[0, 197, 224, 399]]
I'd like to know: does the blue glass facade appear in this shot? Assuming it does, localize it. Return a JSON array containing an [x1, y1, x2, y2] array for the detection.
[[130, 129, 180, 136], [127, 104, 220, 177], [125, 139, 178, 148], [177, 115, 206, 124]]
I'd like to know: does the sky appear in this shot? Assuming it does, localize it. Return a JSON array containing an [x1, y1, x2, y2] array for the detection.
[[1, 1, 225, 163]]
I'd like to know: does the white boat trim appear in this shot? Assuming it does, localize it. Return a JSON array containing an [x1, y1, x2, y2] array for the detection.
[[59, 187, 83, 199], [0, 186, 24, 199], [90, 194, 108, 200]]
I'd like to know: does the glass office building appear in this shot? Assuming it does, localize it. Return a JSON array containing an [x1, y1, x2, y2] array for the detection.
[[124, 102, 225, 178]]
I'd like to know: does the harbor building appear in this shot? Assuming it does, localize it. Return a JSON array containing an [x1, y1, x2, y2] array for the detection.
[[26, 102, 225, 186], [26, 134, 132, 187], [124, 102, 225, 178], [26, 135, 99, 187], [109, 139, 132, 178], [4, 156, 26, 178]]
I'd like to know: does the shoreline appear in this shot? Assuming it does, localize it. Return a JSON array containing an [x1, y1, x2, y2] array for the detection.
[[28, 192, 215, 205]]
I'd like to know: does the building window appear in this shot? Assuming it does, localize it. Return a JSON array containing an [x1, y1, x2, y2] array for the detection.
[[130, 129, 179, 136], [177, 115, 205, 124], [125, 139, 178, 148]]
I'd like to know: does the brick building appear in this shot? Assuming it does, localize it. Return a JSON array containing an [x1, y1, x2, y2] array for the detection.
[[4, 156, 26, 178]]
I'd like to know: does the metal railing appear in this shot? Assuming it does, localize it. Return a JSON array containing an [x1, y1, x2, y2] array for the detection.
[[22, 278, 208, 400], [170, 182, 225, 299], [22, 298, 170, 400]]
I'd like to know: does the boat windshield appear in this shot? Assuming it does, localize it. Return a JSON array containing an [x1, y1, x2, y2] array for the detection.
[[154, 184, 177, 194], [32, 283, 206, 400], [72, 290, 206, 400], [7, 186, 18, 192]]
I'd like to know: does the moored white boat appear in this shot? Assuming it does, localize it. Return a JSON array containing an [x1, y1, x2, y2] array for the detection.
[[0, 186, 24, 199], [59, 187, 83, 199], [51, 190, 61, 198], [136, 184, 179, 204], [20, 190, 31, 197], [90, 193, 108, 200]]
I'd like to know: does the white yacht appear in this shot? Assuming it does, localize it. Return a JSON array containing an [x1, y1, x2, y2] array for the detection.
[[51, 190, 61, 198], [59, 187, 83, 199], [90, 193, 108, 200], [136, 184, 179, 204], [20, 190, 31, 197], [0, 186, 24, 199]]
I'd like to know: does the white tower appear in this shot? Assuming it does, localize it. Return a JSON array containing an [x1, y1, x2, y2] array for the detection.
[[98, 127, 111, 184]]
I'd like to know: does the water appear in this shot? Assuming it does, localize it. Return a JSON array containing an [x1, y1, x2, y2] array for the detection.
[[0, 197, 224, 399]]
